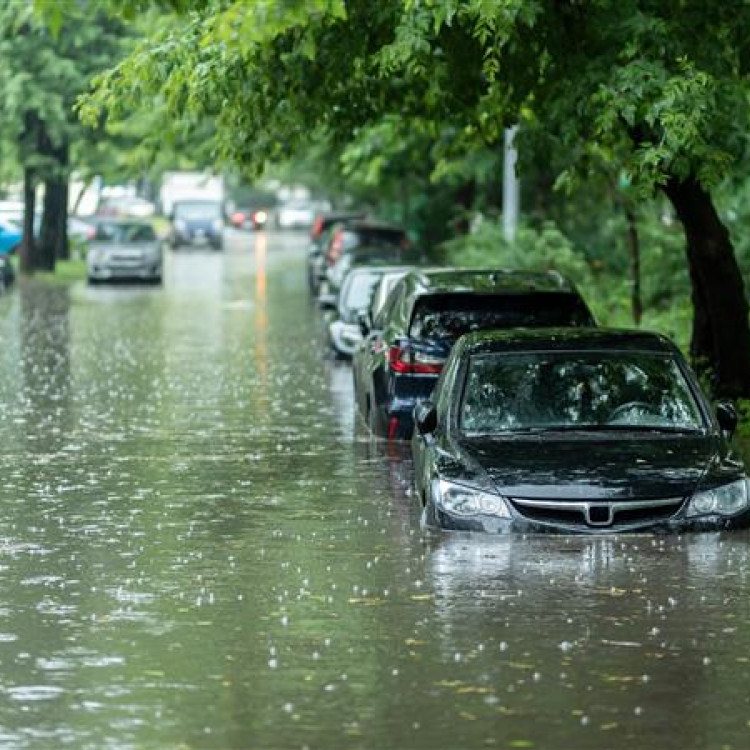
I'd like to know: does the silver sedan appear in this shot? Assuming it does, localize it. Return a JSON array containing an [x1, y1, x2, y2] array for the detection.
[[87, 221, 163, 284]]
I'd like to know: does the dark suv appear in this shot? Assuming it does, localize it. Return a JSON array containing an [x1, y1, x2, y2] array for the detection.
[[352, 268, 595, 439]]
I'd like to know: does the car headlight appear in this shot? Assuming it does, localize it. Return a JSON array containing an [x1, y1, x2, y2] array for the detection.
[[687, 479, 750, 518], [212, 218, 223, 231], [434, 479, 510, 518]]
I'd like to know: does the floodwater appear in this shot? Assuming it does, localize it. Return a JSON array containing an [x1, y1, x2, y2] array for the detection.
[[0, 230, 749, 749]]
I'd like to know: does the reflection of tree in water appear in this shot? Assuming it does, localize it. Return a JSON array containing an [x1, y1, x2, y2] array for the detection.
[[463, 354, 702, 432], [20, 282, 71, 452]]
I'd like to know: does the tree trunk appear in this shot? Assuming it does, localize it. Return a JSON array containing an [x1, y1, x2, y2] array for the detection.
[[55, 179, 69, 261], [662, 177, 750, 398], [39, 141, 69, 268], [624, 207, 642, 326], [20, 166, 36, 274]]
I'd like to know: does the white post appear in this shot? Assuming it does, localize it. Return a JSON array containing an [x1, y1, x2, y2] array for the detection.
[[503, 126, 520, 242]]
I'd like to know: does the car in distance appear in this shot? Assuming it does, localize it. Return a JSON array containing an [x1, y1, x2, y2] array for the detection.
[[321, 266, 414, 358], [87, 220, 163, 284], [353, 268, 595, 440], [412, 327, 749, 534], [276, 200, 317, 230], [170, 200, 224, 250]]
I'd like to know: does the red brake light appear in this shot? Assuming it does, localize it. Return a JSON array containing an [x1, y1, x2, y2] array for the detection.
[[328, 229, 343, 266], [311, 216, 323, 238], [387, 346, 444, 374]]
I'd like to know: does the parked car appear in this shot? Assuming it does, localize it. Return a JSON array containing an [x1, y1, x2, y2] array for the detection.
[[323, 243, 424, 296], [307, 211, 365, 294], [0, 218, 22, 256], [316, 220, 414, 296], [412, 327, 749, 533], [87, 220, 163, 284], [323, 220, 409, 269], [353, 268, 595, 440], [170, 200, 224, 250], [321, 266, 415, 358]]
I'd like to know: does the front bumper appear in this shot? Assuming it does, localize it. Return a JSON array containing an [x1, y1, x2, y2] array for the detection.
[[173, 230, 222, 246], [88, 260, 162, 281], [426, 500, 750, 535]]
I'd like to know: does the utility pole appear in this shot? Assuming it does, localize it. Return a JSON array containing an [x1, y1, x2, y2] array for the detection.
[[503, 126, 520, 242]]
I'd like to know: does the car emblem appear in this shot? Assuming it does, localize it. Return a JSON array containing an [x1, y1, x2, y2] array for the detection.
[[585, 503, 614, 526]]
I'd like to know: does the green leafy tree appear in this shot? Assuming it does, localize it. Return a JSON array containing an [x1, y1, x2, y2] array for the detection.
[[82, 0, 750, 396], [0, 3, 129, 270]]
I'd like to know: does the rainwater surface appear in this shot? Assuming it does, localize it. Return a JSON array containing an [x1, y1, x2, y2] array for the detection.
[[0, 231, 749, 749]]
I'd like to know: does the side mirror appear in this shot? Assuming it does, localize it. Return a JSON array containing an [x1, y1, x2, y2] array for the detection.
[[358, 311, 371, 337], [716, 400, 738, 436], [414, 400, 438, 436], [318, 294, 337, 311]]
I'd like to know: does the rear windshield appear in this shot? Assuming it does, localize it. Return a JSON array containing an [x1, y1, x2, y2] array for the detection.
[[348, 245, 420, 266], [174, 202, 222, 219], [409, 293, 594, 339], [93, 223, 156, 243]]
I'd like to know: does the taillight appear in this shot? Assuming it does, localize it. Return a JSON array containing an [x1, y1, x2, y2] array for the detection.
[[387, 346, 444, 374], [311, 216, 323, 238], [327, 230, 343, 266]]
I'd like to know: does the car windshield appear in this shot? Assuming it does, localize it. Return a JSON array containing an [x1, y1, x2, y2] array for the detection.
[[410, 293, 593, 339], [461, 351, 705, 434], [342, 273, 382, 312], [93, 223, 156, 243], [174, 202, 222, 219]]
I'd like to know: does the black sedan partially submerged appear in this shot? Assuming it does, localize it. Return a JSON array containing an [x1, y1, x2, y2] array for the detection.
[[412, 328, 749, 533]]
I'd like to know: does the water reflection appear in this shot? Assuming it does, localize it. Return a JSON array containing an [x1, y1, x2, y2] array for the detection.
[[0, 234, 749, 749]]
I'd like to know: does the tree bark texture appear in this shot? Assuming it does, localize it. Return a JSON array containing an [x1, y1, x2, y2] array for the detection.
[[39, 142, 70, 268], [663, 177, 750, 398], [624, 207, 642, 326], [20, 166, 36, 275]]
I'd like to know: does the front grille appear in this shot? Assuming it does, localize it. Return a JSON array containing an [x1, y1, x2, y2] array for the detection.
[[510, 497, 685, 530]]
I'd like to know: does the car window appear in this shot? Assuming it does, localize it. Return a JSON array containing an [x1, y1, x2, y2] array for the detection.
[[94, 223, 156, 242], [374, 283, 403, 330], [461, 352, 705, 434], [174, 202, 222, 219], [410, 292, 593, 340]]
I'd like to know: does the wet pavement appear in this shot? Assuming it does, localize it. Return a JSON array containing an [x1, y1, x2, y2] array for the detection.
[[0, 230, 749, 748]]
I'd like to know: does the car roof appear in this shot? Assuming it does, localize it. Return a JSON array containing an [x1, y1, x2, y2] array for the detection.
[[346, 265, 416, 278], [338, 219, 406, 234], [403, 268, 576, 295], [458, 327, 680, 355]]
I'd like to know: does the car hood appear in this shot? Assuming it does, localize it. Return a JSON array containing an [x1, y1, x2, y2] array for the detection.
[[454, 434, 723, 501]]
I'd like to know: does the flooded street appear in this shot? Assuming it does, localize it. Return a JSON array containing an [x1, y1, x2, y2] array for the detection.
[[1, 229, 750, 749]]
